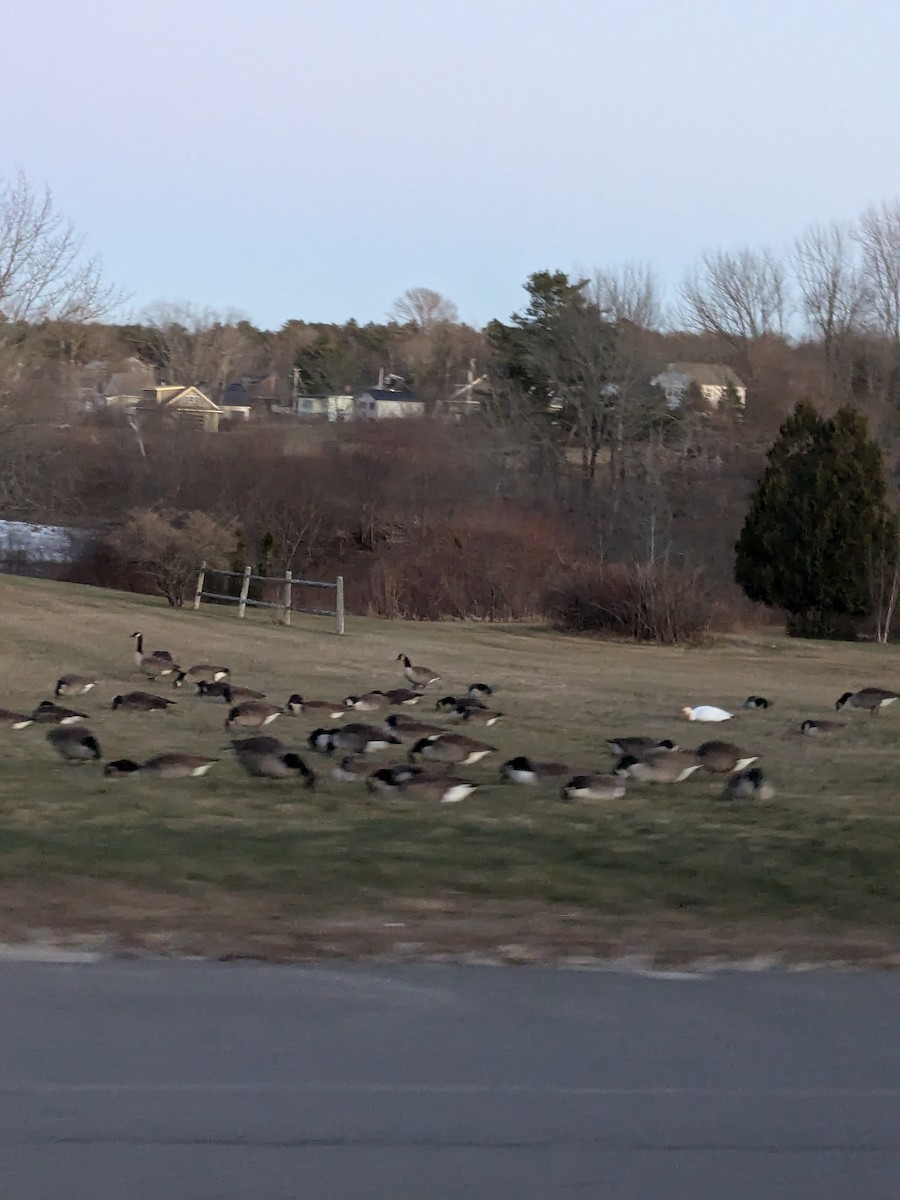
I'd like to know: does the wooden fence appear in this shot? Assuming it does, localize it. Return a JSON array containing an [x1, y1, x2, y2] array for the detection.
[[193, 563, 345, 634]]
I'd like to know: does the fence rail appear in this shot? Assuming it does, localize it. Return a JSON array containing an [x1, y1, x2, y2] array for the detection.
[[193, 563, 345, 634]]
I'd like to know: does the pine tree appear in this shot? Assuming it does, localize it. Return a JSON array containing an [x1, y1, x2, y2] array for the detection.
[[735, 401, 896, 638]]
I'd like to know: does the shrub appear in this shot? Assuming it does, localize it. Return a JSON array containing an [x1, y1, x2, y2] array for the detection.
[[107, 509, 237, 607]]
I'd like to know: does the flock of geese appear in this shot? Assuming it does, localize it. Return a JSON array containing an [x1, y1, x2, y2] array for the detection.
[[2, 630, 898, 803]]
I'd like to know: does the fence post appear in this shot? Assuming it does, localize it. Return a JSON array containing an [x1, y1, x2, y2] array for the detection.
[[336, 575, 345, 635], [237, 565, 252, 618], [193, 561, 207, 611], [283, 569, 292, 626]]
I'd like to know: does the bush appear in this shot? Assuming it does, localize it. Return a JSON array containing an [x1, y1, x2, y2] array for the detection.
[[544, 560, 715, 645], [107, 509, 237, 607]]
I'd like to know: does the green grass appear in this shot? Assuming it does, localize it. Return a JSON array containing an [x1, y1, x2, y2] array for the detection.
[[0, 572, 898, 963]]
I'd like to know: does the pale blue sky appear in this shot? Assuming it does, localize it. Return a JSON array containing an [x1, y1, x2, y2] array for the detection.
[[2, 0, 898, 330]]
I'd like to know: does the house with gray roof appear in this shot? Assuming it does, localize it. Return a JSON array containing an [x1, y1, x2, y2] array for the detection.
[[651, 363, 747, 411]]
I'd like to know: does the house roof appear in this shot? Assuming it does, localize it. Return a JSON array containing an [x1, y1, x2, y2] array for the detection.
[[663, 363, 746, 389], [136, 385, 223, 412], [357, 387, 421, 403]]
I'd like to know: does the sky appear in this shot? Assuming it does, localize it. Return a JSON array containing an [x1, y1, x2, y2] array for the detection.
[[2, 0, 898, 331]]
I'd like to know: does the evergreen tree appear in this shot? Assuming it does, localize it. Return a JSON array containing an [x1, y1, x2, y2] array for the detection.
[[735, 401, 896, 638]]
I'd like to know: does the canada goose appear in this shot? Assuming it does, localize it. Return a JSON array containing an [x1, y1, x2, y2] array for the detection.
[[54, 674, 99, 698], [366, 764, 426, 794], [434, 695, 487, 713], [409, 733, 497, 766], [682, 705, 733, 722], [743, 696, 771, 710], [343, 691, 389, 712], [224, 700, 283, 730], [800, 718, 844, 736], [615, 750, 703, 783], [500, 756, 570, 785], [30, 701, 87, 725], [468, 683, 494, 699], [173, 664, 230, 688], [131, 633, 179, 679], [111, 691, 177, 713], [46, 726, 101, 763], [695, 740, 759, 774], [722, 767, 775, 801], [285, 694, 345, 720], [383, 688, 422, 706], [397, 654, 441, 689], [382, 713, 445, 737], [330, 756, 366, 783], [560, 774, 627, 802], [308, 723, 402, 755], [197, 680, 260, 701], [446, 704, 504, 726], [398, 774, 477, 804], [104, 754, 219, 779], [606, 736, 677, 757], [230, 736, 316, 785], [835, 687, 900, 714], [0, 708, 34, 730]]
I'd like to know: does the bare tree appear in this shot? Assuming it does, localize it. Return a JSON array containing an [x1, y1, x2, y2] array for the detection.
[[141, 302, 260, 392], [856, 200, 900, 342], [389, 287, 459, 329], [591, 262, 664, 330], [679, 247, 791, 346], [0, 171, 121, 323], [792, 223, 870, 362]]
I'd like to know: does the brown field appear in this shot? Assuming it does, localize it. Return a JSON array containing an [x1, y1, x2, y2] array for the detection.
[[0, 573, 898, 965]]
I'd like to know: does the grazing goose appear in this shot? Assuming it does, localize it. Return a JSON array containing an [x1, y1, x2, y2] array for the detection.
[[0, 708, 34, 730], [308, 723, 401, 755], [173, 664, 230, 688], [721, 767, 775, 801], [30, 701, 87, 725], [743, 696, 771, 710], [409, 733, 497, 766], [230, 736, 316, 785], [112, 691, 177, 713], [383, 688, 422, 706], [695, 740, 759, 774], [446, 704, 504, 727], [835, 687, 900, 715], [220, 684, 267, 703], [343, 691, 389, 712], [46, 726, 101, 763], [560, 774, 627, 802], [397, 654, 441, 689], [132, 633, 179, 679], [606, 736, 677, 757], [367, 767, 474, 804], [500, 756, 570, 785], [615, 750, 703, 783], [285, 694, 345, 720], [682, 705, 733, 723], [330, 756, 366, 783], [800, 718, 844, 736], [104, 754, 219, 779], [435, 695, 487, 713], [54, 674, 100, 698], [224, 700, 283, 730], [467, 683, 494, 699], [383, 713, 445, 737]]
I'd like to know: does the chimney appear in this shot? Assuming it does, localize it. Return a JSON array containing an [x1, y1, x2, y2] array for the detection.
[[378, 367, 385, 389]]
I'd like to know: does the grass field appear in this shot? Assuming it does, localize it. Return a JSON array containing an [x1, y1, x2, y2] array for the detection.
[[0, 573, 898, 965]]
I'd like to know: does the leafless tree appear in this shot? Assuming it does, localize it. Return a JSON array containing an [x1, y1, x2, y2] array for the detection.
[[792, 223, 870, 361], [0, 171, 122, 323], [389, 287, 459, 329], [679, 247, 791, 346], [141, 301, 261, 392], [591, 262, 665, 330], [856, 200, 900, 342]]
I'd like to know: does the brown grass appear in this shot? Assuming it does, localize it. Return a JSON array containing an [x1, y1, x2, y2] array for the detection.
[[0, 573, 898, 964]]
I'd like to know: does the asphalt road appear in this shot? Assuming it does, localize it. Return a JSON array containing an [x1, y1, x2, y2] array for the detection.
[[0, 958, 897, 1199]]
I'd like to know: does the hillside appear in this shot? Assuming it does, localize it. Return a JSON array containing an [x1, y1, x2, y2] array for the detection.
[[0, 574, 898, 965]]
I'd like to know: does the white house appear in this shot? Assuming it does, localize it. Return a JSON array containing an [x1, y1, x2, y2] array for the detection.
[[651, 363, 747, 411], [354, 385, 424, 420], [275, 393, 355, 421]]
